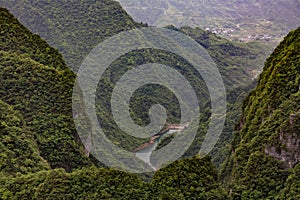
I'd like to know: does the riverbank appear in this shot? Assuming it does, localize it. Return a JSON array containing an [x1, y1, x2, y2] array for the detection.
[[132, 123, 188, 152]]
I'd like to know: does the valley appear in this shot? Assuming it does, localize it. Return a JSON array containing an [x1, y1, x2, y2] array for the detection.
[[0, 0, 299, 199]]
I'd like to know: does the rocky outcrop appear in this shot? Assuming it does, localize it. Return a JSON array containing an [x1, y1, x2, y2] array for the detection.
[[265, 113, 300, 169]]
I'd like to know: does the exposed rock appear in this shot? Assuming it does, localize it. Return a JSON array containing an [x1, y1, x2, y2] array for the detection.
[[265, 113, 300, 169]]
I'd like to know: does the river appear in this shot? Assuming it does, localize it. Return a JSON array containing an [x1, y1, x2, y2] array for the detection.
[[135, 130, 179, 169]]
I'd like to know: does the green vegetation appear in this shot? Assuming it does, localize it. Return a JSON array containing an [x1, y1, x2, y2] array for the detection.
[[0, 7, 66, 70], [0, 168, 145, 199], [0, 1, 299, 199], [278, 163, 300, 199], [224, 27, 300, 199], [117, 0, 300, 45], [0, 156, 227, 199], [1, 0, 270, 76], [151, 156, 228, 199], [0, 8, 92, 171], [94, 25, 268, 164], [0, 0, 142, 71], [0, 100, 49, 177], [0, 7, 231, 199], [0, 1, 271, 166]]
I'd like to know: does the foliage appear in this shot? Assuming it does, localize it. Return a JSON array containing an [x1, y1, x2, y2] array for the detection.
[[278, 163, 300, 199], [151, 156, 229, 199], [0, 8, 67, 70], [0, 100, 49, 177], [0, 7, 230, 199], [94, 25, 264, 163], [0, 156, 228, 199], [0, 8, 92, 171], [0, 0, 142, 71], [0, 2, 300, 199], [0, 167, 146, 200], [225, 27, 300, 199], [0, 2, 270, 167]]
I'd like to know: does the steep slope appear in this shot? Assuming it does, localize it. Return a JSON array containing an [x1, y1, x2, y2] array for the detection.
[[86, 26, 265, 163], [278, 163, 300, 199], [0, 167, 145, 199], [0, 0, 271, 171], [1, 0, 269, 78], [0, 6, 67, 70], [93, 42, 255, 162], [1, 3, 300, 199], [224, 27, 300, 199], [0, 1, 270, 168], [0, 0, 141, 71], [0, 2, 249, 172], [0, 8, 92, 171], [0, 100, 49, 177]]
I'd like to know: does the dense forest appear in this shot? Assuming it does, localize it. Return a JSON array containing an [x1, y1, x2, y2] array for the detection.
[[0, 1, 299, 199], [224, 27, 300, 199], [0, 0, 142, 71], [0, 0, 270, 73], [0, 0, 272, 168]]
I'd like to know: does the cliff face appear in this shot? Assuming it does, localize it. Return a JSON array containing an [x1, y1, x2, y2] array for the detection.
[[265, 113, 300, 169]]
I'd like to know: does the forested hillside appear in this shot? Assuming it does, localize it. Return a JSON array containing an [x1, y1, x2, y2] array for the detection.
[[224, 27, 300, 199], [0, 7, 232, 199], [0, 156, 227, 199], [0, 0, 142, 71], [0, 1, 299, 199], [0, 8, 92, 171], [0, 1, 269, 159], [0, 0, 269, 75], [0, 100, 49, 177], [0, 0, 272, 167]]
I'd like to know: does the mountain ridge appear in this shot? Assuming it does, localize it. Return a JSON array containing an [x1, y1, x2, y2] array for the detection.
[[224, 26, 300, 199], [0, 2, 299, 199]]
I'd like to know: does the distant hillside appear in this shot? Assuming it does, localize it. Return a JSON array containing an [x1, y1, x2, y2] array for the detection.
[[84, 25, 268, 167], [0, 3, 254, 174], [0, 0, 270, 76], [0, 0, 141, 71], [179, 26, 270, 78], [224, 27, 300, 199], [117, 0, 300, 45]]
